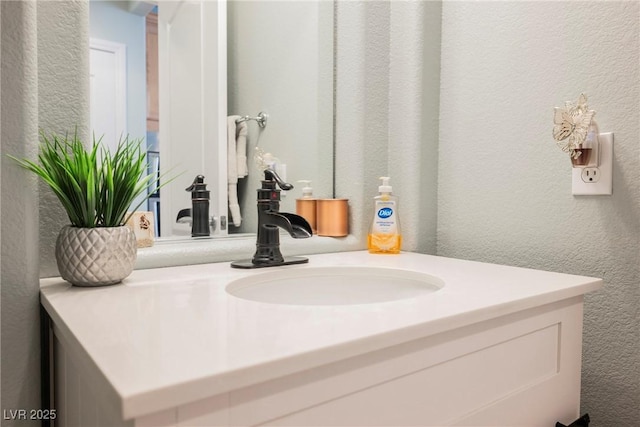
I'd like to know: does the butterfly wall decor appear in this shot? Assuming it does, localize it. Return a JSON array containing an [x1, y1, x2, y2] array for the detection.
[[552, 93, 597, 161]]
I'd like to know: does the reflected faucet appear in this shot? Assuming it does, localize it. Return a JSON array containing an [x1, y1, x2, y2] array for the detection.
[[231, 169, 312, 268]]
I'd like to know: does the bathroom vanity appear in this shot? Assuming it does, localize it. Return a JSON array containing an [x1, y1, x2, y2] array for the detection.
[[40, 251, 602, 426]]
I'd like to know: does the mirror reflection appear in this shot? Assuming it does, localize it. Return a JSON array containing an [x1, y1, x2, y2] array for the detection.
[[89, 0, 334, 240]]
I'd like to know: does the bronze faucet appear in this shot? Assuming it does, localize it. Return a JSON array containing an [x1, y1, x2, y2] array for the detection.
[[231, 169, 312, 268]]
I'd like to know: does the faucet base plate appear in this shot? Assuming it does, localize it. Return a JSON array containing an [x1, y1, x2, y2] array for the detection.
[[230, 256, 309, 269]]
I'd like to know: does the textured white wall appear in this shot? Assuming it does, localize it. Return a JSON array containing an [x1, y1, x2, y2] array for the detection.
[[1, 1, 88, 420], [1, 0, 41, 419], [438, 2, 639, 424], [335, 0, 391, 242], [389, 0, 440, 253], [38, 1, 90, 277]]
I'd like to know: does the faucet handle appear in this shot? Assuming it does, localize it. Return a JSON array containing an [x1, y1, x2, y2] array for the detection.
[[186, 175, 207, 192], [264, 169, 293, 191]]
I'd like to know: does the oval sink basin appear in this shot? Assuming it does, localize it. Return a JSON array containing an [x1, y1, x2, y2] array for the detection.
[[226, 266, 444, 305]]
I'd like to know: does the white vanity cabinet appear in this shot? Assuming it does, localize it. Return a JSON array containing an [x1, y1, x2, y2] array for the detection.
[[40, 252, 600, 426]]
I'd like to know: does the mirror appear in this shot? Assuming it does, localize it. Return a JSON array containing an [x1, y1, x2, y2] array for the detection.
[[89, 0, 334, 240]]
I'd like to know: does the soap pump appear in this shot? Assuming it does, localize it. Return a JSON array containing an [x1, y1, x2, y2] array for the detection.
[[368, 176, 401, 254], [296, 180, 317, 234], [185, 175, 210, 237]]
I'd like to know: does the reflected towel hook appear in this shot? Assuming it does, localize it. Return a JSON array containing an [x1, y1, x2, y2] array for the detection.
[[236, 111, 268, 128]]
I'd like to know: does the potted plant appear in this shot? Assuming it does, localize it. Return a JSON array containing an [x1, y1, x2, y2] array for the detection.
[[10, 130, 167, 286]]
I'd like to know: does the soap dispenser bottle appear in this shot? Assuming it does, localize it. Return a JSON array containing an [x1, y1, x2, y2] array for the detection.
[[296, 180, 317, 234], [185, 175, 210, 237], [368, 177, 401, 254]]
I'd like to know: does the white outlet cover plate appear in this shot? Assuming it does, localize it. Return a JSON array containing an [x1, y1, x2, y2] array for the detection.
[[572, 132, 613, 196]]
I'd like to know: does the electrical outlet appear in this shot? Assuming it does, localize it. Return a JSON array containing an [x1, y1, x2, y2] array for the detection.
[[581, 167, 601, 183], [572, 132, 613, 195]]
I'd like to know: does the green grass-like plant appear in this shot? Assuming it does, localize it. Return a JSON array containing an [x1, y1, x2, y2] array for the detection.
[[10, 130, 169, 228]]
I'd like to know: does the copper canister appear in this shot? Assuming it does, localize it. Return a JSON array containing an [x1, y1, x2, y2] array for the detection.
[[296, 199, 317, 234], [316, 199, 349, 237]]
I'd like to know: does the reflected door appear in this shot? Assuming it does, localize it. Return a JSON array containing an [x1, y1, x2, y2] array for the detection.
[[158, 1, 228, 237], [89, 39, 127, 153]]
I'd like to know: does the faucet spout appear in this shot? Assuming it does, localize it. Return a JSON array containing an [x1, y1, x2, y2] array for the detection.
[[263, 212, 312, 239]]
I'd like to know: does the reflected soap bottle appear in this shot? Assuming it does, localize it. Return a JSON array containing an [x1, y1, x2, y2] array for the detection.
[[295, 180, 317, 234]]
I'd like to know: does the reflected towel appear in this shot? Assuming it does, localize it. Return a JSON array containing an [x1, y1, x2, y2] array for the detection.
[[227, 116, 248, 227], [236, 119, 248, 178]]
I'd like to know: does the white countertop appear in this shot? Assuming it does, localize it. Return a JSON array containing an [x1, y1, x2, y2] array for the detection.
[[40, 251, 602, 419]]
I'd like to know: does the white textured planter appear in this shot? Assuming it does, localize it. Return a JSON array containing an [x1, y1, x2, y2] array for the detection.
[[56, 226, 137, 287]]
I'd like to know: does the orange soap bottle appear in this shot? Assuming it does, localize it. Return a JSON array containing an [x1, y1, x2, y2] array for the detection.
[[368, 177, 402, 254]]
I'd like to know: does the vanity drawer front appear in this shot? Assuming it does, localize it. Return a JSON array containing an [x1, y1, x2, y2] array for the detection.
[[223, 298, 583, 426], [261, 324, 561, 426]]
